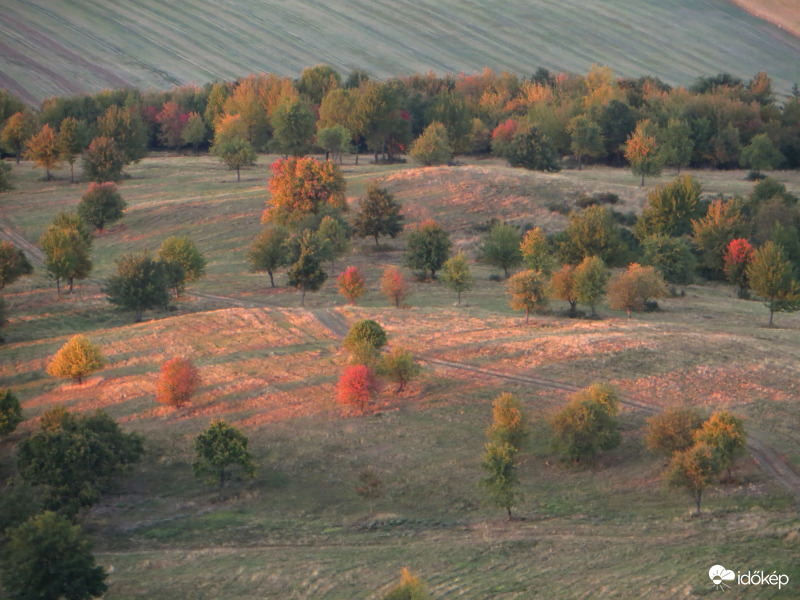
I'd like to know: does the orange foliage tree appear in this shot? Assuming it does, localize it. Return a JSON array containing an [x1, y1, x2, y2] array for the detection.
[[337, 266, 366, 304], [156, 357, 202, 408], [380, 266, 409, 308], [263, 157, 346, 227]]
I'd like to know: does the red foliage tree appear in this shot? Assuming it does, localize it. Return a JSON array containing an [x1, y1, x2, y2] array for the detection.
[[336, 364, 377, 413], [337, 266, 366, 304], [723, 238, 754, 298], [156, 100, 188, 148], [156, 357, 202, 408]]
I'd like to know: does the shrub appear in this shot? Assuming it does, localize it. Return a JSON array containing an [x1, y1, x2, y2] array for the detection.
[[378, 347, 421, 393], [608, 263, 667, 317], [156, 358, 202, 408], [549, 384, 621, 464], [0, 388, 23, 435], [344, 319, 387, 363], [409, 121, 452, 166]]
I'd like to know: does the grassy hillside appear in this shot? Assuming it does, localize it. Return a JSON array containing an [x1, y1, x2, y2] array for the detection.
[[1, 156, 800, 598], [1, 0, 799, 105]]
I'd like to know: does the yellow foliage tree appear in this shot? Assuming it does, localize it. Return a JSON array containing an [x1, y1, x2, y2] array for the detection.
[[46, 335, 106, 384]]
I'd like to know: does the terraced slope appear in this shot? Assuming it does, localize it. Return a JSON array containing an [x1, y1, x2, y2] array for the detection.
[[1, 0, 799, 105]]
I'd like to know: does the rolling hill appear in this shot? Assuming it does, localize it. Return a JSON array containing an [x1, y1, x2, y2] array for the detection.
[[1, 0, 799, 105]]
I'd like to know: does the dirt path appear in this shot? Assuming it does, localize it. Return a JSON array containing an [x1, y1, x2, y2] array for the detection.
[[0, 218, 45, 263]]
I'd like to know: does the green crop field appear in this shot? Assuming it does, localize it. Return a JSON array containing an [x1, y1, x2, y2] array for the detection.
[[1, 154, 799, 598], [1, 0, 799, 105]]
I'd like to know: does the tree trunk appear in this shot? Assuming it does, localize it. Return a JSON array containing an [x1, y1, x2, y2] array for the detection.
[[46, 168, 51, 180], [77, 374, 82, 384], [56, 277, 61, 299], [135, 308, 143, 322], [694, 490, 702, 516], [769, 304, 774, 326], [568, 300, 576, 316], [626, 307, 631, 318], [503, 267, 509, 278], [301, 285, 306, 307], [430, 268, 436, 280], [525, 308, 530, 324], [355, 152, 359, 165], [457, 290, 461, 306], [236, 166, 241, 182], [70, 162, 75, 183], [590, 304, 596, 317], [15, 152, 20, 165], [268, 270, 275, 288], [374, 234, 379, 247], [506, 505, 512, 520], [219, 468, 226, 489], [68, 277, 74, 293], [395, 296, 400, 308], [640, 172, 645, 187], [577, 154, 582, 171], [397, 380, 405, 393]]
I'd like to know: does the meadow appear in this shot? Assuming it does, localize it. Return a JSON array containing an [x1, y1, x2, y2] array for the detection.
[[2, 0, 800, 105], [1, 154, 799, 598]]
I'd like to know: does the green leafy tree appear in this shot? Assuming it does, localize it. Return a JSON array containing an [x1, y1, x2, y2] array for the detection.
[[248, 226, 290, 287], [549, 384, 621, 464], [103, 252, 170, 321], [344, 319, 388, 365], [40, 225, 92, 297], [285, 231, 328, 306], [608, 263, 667, 318], [25, 124, 61, 180], [58, 116, 89, 183], [317, 124, 352, 164], [269, 99, 316, 156], [297, 64, 341, 105], [646, 407, 704, 457], [409, 121, 452, 166], [353, 185, 404, 247], [658, 119, 693, 174], [567, 115, 605, 170], [212, 136, 256, 182], [740, 133, 785, 178], [557, 205, 625, 266], [691, 197, 750, 278], [633, 175, 703, 241], [0, 388, 23, 435], [157, 235, 207, 297], [507, 269, 549, 323], [1, 512, 107, 600], [382, 568, 434, 600], [624, 119, 662, 186], [519, 227, 553, 275], [427, 90, 473, 153], [0, 241, 33, 290], [77, 182, 127, 230], [315, 214, 350, 273], [641, 234, 697, 285], [666, 443, 721, 515], [442, 251, 473, 305], [481, 223, 522, 278], [82, 136, 125, 182], [404, 219, 451, 280], [97, 104, 148, 165], [480, 441, 520, 519], [487, 393, 529, 451], [193, 419, 256, 489], [51, 211, 92, 247], [46, 335, 106, 384], [377, 347, 421, 393], [505, 126, 559, 171], [745, 241, 800, 325], [1, 109, 35, 164], [695, 411, 746, 481], [181, 112, 208, 152], [17, 408, 144, 515], [0, 160, 12, 192], [573, 255, 609, 316]]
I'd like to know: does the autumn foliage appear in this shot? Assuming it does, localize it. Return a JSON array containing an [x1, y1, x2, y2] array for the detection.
[[263, 156, 346, 226], [380, 266, 409, 307], [723, 238, 754, 297], [336, 364, 378, 412], [46, 335, 106, 384], [156, 357, 202, 408], [337, 266, 366, 304]]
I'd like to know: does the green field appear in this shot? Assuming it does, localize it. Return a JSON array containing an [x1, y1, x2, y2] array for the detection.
[[1, 156, 800, 598], [1, 0, 799, 105]]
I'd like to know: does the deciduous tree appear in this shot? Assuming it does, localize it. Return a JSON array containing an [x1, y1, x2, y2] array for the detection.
[[480, 441, 520, 520], [442, 251, 473, 305], [212, 135, 256, 182], [691, 197, 750, 278], [338, 266, 367, 304], [344, 319, 388, 364], [481, 223, 522, 278], [315, 214, 350, 273], [297, 64, 341, 106], [264, 156, 346, 227], [157, 235, 207, 297], [285, 231, 327, 306], [380, 266, 410, 307], [549, 384, 621, 464], [156, 357, 202, 408], [25, 124, 61, 179], [82, 136, 125, 183], [633, 175, 703, 240], [723, 238, 754, 297], [377, 347, 421, 393], [248, 226, 290, 287], [269, 99, 316, 156], [409, 121, 452, 166], [550, 264, 578, 315], [658, 119, 693, 174], [0, 241, 33, 290], [103, 252, 170, 321], [336, 364, 378, 412], [193, 419, 256, 489], [557, 205, 625, 266], [1, 512, 107, 600], [740, 133, 785, 178], [567, 115, 604, 170], [746, 241, 800, 325], [608, 263, 667, 317], [646, 407, 704, 457], [40, 225, 92, 296], [46, 335, 106, 384], [58, 116, 89, 183], [382, 568, 434, 600], [0, 109, 35, 164], [507, 269, 548, 323], [317, 124, 352, 164], [487, 393, 529, 451], [353, 185, 404, 247], [666, 443, 721, 515], [505, 126, 559, 171], [0, 388, 22, 435], [181, 112, 208, 152], [404, 219, 451, 279], [519, 227, 553, 275], [624, 119, 662, 186], [640, 234, 697, 286], [573, 255, 609, 316], [77, 182, 127, 230], [695, 411, 746, 482], [97, 104, 148, 165]]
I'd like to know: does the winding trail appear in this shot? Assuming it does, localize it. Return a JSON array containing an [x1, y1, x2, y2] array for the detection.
[[2, 217, 798, 500]]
